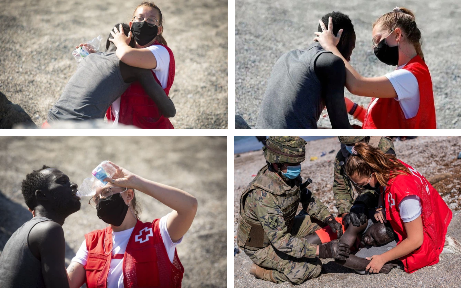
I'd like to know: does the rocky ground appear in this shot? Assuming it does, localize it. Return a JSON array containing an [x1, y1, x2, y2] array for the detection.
[[234, 136, 461, 287], [0, 0, 227, 129], [0, 136, 227, 287], [235, 0, 461, 128]]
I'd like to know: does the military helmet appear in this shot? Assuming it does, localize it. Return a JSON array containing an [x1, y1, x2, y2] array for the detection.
[[338, 136, 369, 145], [263, 136, 306, 164]]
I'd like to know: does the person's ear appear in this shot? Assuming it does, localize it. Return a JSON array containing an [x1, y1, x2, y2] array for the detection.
[[394, 27, 402, 42], [157, 26, 163, 35], [35, 189, 47, 201]]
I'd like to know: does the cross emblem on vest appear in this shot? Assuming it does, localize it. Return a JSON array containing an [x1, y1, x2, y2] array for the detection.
[[135, 227, 153, 243]]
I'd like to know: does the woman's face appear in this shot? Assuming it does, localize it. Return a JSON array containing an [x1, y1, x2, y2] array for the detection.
[[94, 183, 132, 205], [350, 172, 378, 189], [372, 23, 400, 48], [130, 6, 163, 47]]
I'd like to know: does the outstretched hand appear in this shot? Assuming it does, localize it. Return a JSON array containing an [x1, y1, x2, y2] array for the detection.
[[366, 254, 387, 273], [313, 17, 343, 52]]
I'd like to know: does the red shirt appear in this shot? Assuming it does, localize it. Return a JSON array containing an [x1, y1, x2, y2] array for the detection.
[[363, 55, 436, 129], [384, 161, 452, 273], [84, 219, 184, 287], [106, 44, 175, 129]]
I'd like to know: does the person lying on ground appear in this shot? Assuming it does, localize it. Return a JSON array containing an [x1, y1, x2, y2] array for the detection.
[[255, 11, 354, 129], [0, 166, 81, 288], [47, 23, 175, 125]]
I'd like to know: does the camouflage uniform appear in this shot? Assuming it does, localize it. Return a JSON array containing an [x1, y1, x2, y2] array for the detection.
[[333, 136, 395, 215], [237, 137, 331, 284]]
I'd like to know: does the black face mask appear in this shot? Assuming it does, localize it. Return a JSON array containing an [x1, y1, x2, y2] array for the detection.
[[96, 193, 128, 226], [131, 21, 158, 46], [363, 182, 381, 192], [374, 37, 399, 66]]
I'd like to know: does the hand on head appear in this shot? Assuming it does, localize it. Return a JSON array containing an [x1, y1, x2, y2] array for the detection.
[[314, 17, 343, 51], [109, 24, 132, 47]]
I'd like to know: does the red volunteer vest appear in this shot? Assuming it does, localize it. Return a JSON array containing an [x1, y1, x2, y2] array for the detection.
[[106, 43, 175, 129], [363, 55, 436, 129], [84, 219, 184, 288], [384, 161, 452, 273]]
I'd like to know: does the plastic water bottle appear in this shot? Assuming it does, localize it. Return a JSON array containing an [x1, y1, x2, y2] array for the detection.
[[72, 35, 102, 63], [76, 161, 116, 197]]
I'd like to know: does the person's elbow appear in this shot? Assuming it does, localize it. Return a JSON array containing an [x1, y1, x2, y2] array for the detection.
[[189, 196, 198, 216], [163, 105, 176, 118]]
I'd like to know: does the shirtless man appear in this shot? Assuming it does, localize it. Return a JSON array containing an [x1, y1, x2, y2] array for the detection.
[[0, 166, 81, 288]]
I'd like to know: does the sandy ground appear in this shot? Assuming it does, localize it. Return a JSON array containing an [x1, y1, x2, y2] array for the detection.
[[0, 136, 227, 287], [235, 0, 461, 128], [0, 0, 227, 129], [234, 136, 461, 287]]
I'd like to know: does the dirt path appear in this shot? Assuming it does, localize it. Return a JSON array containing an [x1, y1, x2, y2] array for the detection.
[[0, 0, 227, 128], [235, 0, 461, 128], [234, 136, 461, 287], [0, 136, 227, 287]]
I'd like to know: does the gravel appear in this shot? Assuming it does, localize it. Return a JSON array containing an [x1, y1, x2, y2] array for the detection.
[[235, 0, 461, 128], [0, 0, 228, 129], [234, 136, 461, 287]]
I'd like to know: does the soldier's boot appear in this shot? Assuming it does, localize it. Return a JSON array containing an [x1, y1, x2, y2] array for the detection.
[[249, 263, 277, 283]]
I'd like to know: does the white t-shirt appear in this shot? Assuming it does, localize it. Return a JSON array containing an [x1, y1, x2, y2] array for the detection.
[[385, 65, 420, 119], [399, 195, 422, 222], [147, 45, 170, 89], [71, 213, 182, 288]]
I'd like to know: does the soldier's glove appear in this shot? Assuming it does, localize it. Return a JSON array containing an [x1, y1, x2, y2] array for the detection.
[[318, 239, 350, 260], [323, 214, 343, 238], [349, 203, 368, 227]]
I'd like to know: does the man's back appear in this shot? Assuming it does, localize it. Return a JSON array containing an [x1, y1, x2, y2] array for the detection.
[[256, 43, 328, 129], [48, 52, 129, 121], [0, 217, 50, 288]]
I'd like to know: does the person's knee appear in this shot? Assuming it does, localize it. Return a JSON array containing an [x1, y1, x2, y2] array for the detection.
[[285, 259, 322, 284]]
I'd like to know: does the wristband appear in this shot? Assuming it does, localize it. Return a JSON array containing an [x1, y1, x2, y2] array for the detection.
[[348, 102, 358, 116]]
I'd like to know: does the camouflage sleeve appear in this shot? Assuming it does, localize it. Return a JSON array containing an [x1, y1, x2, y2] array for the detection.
[[251, 189, 318, 259], [302, 190, 330, 222], [379, 137, 396, 155], [332, 152, 353, 215]]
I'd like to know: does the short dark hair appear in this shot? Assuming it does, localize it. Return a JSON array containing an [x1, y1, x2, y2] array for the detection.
[[105, 23, 136, 52], [21, 165, 51, 210], [318, 12, 355, 58]]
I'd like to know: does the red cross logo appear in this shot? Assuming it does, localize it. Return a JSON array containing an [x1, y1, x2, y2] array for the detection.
[[135, 227, 153, 243]]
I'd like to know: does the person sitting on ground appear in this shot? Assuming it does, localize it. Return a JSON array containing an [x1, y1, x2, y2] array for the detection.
[[0, 166, 81, 288], [256, 11, 355, 129], [47, 23, 175, 125]]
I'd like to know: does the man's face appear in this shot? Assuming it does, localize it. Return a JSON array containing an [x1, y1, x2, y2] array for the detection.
[[40, 168, 81, 216], [361, 223, 393, 247]]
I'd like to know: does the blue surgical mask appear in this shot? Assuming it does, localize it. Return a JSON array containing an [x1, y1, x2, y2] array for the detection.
[[345, 145, 354, 154], [282, 165, 301, 179]]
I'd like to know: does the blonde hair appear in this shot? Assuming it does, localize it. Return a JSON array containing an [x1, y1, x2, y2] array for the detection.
[[133, 2, 167, 46], [373, 7, 424, 61]]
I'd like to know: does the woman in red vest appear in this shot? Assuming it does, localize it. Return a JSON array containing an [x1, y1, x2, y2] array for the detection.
[[67, 162, 198, 287], [343, 143, 451, 274], [315, 7, 436, 129], [107, 2, 176, 129]]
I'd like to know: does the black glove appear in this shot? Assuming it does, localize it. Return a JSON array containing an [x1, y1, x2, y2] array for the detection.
[[324, 214, 343, 238], [342, 213, 351, 229], [349, 203, 368, 227], [318, 239, 350, 260]]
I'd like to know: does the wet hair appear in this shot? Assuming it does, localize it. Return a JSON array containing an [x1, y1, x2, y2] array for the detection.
[[318, 12, 356, 59], [133, 2, 167, 46], [105, 23, 136, 52], [21, 165, 51, 210], [345, 142, 410, 187], [373, 7, 424, 61]]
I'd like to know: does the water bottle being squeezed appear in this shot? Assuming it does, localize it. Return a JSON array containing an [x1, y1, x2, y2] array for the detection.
[[77, 161, 116, 197]]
